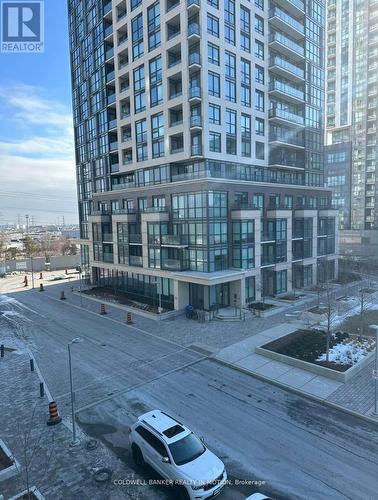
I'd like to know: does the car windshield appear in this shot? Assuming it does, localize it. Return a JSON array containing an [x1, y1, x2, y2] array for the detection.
[[168, 432, 206, 465]]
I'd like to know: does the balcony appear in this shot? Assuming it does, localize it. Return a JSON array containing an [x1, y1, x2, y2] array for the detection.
[[129, 255, 143, 267], [109, 141, 118, 152], [269, 7, 304, 39], [191, 144, 202, 156], [129, 234, 142, 244], [161, 259, 187, 271], [188, 23, 200, 39], [108, 119, 117, 130], [104, 25, 113, 39], [269, 80, 304, 103], [107, 93, 116, 105], [188, 52, 201, 67], [103, 2, 112, 16], [269, 31, 305, 60], [106, 70, 115, 83], [269, 56, 304, 82], [189, 86, 201, 101], [279, 0, 305, 16], [103, 252, 114, 263], [161, 235, 188, 246], [269, 107, 304, 126], [190, 115, 202, 128], [105, 47, 114, 61], [102, 233, 113, 242], [269, 132, 304, 149]]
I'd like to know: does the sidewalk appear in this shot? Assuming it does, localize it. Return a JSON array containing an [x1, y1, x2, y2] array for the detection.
[[215, 323, 378, 422], [0, 349, 163, 499]]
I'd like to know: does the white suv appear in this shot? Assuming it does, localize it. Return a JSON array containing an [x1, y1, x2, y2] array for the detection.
[[129, 410, 227, 499]]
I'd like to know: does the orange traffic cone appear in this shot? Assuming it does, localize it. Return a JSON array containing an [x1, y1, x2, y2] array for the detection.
[[46, 401, 62, 426], [100, 303, 106, 315]]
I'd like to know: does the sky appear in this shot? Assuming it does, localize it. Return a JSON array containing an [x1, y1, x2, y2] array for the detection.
[[0, 0, 78, 226]]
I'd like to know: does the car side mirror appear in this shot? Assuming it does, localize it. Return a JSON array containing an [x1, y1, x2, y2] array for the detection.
[[162, 456, 170, 463]]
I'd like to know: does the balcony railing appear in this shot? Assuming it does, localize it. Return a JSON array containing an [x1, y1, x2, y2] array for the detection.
[[161, 235, 188, 246], [106, 70, 115, 82], [191, 144, 202, 156], [190, 115, 202, 127], [232, 202, 261, 210], [107, 93, 116, 105], [108, 119, 117, 130], [109, 141, 118, 151], [104, 25, 113, 38], [188, 23, 200, 36], [269, 56, 304, 79], [189, 86, 201, 98], [269, 32, 304, 57], [162, 259, 187, 271], [102, 233, 113, 242], [103, 2, 112, 15], [269, 133, 304, 147], [129, 255, 143, 266], [188, 52, 201, 65], [269, 107, 304, 126], [269, 80, 304, 101], [269, 7, 304, 35], [187, 0, 200, 7], [103, 252, 114, 263], [105, 47, 114, 60], [129, 234, 142, 244]]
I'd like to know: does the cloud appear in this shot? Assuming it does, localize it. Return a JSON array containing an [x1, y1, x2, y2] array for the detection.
[[0, 83, 77, 224]]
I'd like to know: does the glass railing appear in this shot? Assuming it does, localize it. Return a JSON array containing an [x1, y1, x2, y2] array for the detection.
[[269, 31, 304, 56], [269, 132, 304, 146], [109, 141, 118, 151], [189, 52, 201, 65], [107, 93, 116, 105], [269, 7, 304, 34], [187, 0, 200, 6], [104, 25, 113, 37], [161, 235, 188, 245], [191, 144, 202, 155], [162, 259, 186, 271], [103, 2, 112, 15], [129, 255, 143, 266], [108, 119, 117, 129], [269, 107, 304, 125], [190, 115, 202, 127], [129, 234, 142, 243], [105, 48, 114, 60], [269, 80, 304, 100], [269, 56, 304, 78], [188, 23, 200, 36], [189, 86, 201, 98], [285, 0, 305, 11], [106, 70, 115, 82]]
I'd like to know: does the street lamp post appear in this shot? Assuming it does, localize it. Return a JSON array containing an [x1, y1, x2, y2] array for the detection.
[[68, 338, 83, 446]]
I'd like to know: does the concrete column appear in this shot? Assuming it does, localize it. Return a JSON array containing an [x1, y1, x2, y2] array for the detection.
[[174, 280, 189, 310]]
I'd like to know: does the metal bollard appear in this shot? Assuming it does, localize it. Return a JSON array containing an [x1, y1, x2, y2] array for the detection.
[[30, 358, 34, 372], [0, 344, 4, 358], [39, 382, 44, 398]]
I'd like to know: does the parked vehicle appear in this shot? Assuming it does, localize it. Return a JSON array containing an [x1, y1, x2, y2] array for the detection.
[[129, 410, 227, 499]]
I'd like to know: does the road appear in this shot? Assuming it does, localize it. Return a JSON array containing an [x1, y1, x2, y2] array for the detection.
[[0, 282, 377, 500]]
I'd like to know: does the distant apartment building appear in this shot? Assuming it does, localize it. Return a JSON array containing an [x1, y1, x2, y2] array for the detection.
[[68, 0, 337, 313], [325, 0, 378, 253]]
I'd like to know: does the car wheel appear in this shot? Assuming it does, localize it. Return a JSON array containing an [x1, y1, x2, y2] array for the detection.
[[132, 444, 145, 467]]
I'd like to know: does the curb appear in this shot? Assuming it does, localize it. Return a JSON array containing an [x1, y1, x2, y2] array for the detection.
[[212, 356, 378, 426], [27, 348, 53, 403]]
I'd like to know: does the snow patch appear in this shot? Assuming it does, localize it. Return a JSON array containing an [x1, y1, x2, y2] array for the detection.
[[317, 338, 375, 365]]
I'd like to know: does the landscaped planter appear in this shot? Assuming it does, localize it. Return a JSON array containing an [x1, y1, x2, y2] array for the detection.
[[0, 438, 20, 482], [8, 486, 45, 500], [248, 302, 277, 318], [256, 329, 376, 382]]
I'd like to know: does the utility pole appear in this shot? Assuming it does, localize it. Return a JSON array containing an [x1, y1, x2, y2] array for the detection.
[[25, 214, 29, 234]]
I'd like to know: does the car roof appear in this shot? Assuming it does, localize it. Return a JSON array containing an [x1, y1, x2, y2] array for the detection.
[[138, 410, 190, 444]]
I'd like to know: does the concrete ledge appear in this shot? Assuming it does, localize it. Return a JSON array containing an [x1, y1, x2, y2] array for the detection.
[[255, 345, 376, 383], [0, 439, 20, 483]]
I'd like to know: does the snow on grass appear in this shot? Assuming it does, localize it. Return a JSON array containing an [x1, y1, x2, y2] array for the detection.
[[317, 337, 375, 365]]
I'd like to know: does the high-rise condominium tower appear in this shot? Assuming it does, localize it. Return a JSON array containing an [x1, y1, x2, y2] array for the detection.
[[325, 0, 378, 251], [68, 0, 337, 313]]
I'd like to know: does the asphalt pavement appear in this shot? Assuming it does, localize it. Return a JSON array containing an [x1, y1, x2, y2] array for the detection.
[[0, 281, 377, 500]]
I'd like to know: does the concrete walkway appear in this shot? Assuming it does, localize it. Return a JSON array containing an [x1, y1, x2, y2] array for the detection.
[[215, 323, 377, 420]]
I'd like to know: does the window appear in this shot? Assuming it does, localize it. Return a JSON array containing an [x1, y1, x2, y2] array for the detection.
[[131, 0, 142, 10], [255, 39, 264, 60], [255, 0, 264, 10], [241, 58, 251, 107], [151, 113, 164, 158], [240, 5, 250, 53], [255, 117, 264, 136], [207, 14, 219, 37], [224, 0, 235, 45], [241, 114, 251, 157], [133, 65, 145, 113], [209, 132, 221, 152], [209, 103, 221, 124], [255, 141, 265, 160], [208, 0, 218, 7], [208, 43, 220, 65], [208, 71, 220, 97], [255, 64, 264, 84], [255, 14, 264, 35], [255, 89, 264, 111], [226, 109, 236, 155], [225, 79, 236, 102], [147, 2, 160, 51], [276, 270, 287, 295], [135, 119, 147, 161], [132, 13, 144, 61], [149, 56, 162, 106]]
